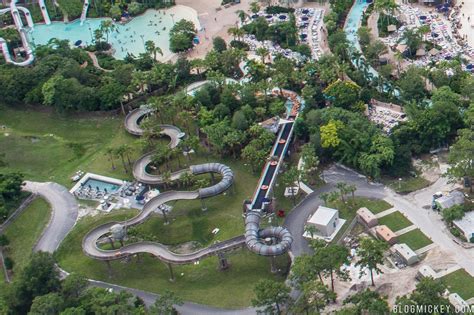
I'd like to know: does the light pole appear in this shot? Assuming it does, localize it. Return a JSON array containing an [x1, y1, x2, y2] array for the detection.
[[398, 178, 402, 190], [170, 13, 175, 25]]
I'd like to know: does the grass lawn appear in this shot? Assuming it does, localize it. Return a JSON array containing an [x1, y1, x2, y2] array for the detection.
[[56, 210, 289, 308], [3, 198, 51, 274], [328, 197, 392, 242], [132, 154, 259, 246], [441, 269, 474, 300], [0, 105, 139, 187], [383, 176, 431, 194], [396, 229, 432, 251], [378, 211, 412, 232]]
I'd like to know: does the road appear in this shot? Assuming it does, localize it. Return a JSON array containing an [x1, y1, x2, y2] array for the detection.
[[23, 181, 79, 253], [285, 164, 386, 256]]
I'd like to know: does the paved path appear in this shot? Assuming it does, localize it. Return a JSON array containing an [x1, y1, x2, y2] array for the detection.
[[395, 225, 417, 236], [375, 207, 397, 218], [23, 181, 78, 253], [86, 51, 112, 72]]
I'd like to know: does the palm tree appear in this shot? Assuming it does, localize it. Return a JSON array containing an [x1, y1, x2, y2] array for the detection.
[[250, 1, 260, 14], [105, 147, 116, 170], [305, 224, 318, 238], [256, 47, 270, 64], [114, 146, 128, 173], [336, 182, 349, 203], [145, 40, 163, 61], [161, 171, 172, 189], [99, 20, 117, 44], [236, 10, 247, 24], [121, 144, 133, 167]]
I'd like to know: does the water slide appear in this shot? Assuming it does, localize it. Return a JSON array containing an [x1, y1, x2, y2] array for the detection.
[[82, 107, 241, 264], [80, 0, 89, 25], [244, 89, 299, 256], [0, 1, 35, 66], [38, 0, 52, 25]]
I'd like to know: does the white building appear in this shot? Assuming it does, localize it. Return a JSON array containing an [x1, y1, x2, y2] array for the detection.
[[453, 211, 474, 242], [392, 243, 419, 266], [304, 206, 346, 241]]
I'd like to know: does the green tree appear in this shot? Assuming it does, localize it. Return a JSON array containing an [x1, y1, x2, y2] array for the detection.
[[149, 290, 183, 315], [317, 244, 350, 291], [442, 205, 465, 226], [145, 40, 163, 61], [355, 237, 388, 286], [252, 279, 290, 315], [320, 120, 341, 148], [343, 289, 390, 315], [212, 36, 227, 53], [29, 293, 64, 315], [169, 19, 197, 53], [99, 20, 117, 44], [7, 252, 61, 313], [394, 277, 450, 314]]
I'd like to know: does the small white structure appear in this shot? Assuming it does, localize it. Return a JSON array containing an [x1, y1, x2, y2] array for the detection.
[[304, 206, 346, 242], [284, 186, 299, 197], [417, 265, 437, 280], [392, 243, 419, 266], [436, 190, 465, 210], [448, 293, 469, 313], [453, 211, 474, 242]]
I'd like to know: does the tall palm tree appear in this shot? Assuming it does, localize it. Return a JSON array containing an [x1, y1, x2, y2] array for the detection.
[[145, 40, 163, 61], [105, 147, 116, 170], [255, 47, 269, 64]]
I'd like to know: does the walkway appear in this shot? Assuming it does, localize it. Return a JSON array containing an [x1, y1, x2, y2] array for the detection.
[[22, 181, 79, 253], [86, 51, 112, 73]]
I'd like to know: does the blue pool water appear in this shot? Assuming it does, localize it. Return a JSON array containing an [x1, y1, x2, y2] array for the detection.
[[28, 7, 199, 60], [344, 0, 400, 97], [83, 178, 121, 192]]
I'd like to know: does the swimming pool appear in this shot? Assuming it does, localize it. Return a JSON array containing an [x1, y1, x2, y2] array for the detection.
[[83, 178, 121, 193], [27, 5, 200, 61]]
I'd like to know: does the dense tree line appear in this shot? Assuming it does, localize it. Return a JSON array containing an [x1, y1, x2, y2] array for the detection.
[[0, 252, 182, 314], [0, 172, 24, 221]]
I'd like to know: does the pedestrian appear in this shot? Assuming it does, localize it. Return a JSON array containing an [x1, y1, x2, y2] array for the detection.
[[215, 17, 217, 21]]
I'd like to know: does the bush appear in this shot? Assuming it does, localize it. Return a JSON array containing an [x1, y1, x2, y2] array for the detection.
[[127, 1, 144, 16], [230, 40, 249, 51], [57, 0, 82, 19], [4, 256, 14, 270], [95, 41, 111, 52], [213, 36, 227, 52], [265, 6, 295, 14]]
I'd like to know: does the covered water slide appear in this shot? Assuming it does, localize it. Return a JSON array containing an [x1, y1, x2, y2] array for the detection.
[[38, 0, 52, 25], [83, 107, 239, 264], [0, 1, 35, 66], [82, 163, 238, 264]]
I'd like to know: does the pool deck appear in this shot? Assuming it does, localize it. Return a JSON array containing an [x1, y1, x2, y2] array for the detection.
[[69, 172, 126, 194]]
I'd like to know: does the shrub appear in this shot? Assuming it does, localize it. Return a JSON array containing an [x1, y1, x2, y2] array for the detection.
[[4, 256, 14, 270], [230, 40, 249, 51], [265, 6, 295, 14]]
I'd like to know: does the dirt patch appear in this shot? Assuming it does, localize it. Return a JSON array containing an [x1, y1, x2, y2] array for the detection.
[[170, 241, 202, 254]]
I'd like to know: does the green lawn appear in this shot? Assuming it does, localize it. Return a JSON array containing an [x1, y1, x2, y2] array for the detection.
[[441, 269, 474, 300], [0, 105, 138, 187], [327, 197, 392, 242], [383, 176, 431, 194], [3, 198, 51, 274], [56, 210, 289, 308], [378, 211, 412, 232], [397, 229, 432, 251]]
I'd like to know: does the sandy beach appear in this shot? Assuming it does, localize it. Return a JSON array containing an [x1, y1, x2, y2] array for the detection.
[[458, 1, 474, 47]]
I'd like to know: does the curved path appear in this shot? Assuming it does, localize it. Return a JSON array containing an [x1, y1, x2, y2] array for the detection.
[[22, 181, 79, 253]]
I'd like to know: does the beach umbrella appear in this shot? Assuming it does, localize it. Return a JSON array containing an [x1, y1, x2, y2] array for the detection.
[[302, 9, 309, 14], [279, 15, 287, 20], [419, 15, 427, 20], [467, 64, 474, 69], [74, 40, 82, 46]]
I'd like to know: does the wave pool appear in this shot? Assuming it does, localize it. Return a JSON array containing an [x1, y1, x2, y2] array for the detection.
[[27, 5, 200, 61]]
